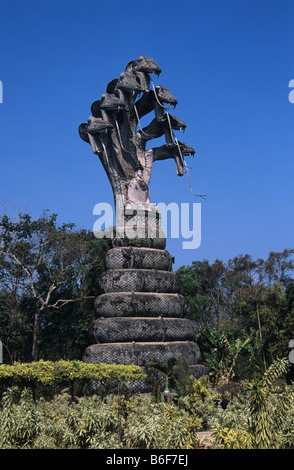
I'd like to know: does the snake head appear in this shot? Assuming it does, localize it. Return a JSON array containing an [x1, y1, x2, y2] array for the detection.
[[134, 55, 162, 76], [155, 85, 178, 107], [116, 71, 144, 93]]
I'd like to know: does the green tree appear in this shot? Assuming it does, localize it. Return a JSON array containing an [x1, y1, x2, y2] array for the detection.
[[202, 327, 254, 384], [0, 211, 110, 361], [175, 265, 209, 329], [227, 252, 293, 369], [280, 279, 294, 349], [190, 259, 227, 329], [177, 251, 294, 377], [0, 291, 32, 362]]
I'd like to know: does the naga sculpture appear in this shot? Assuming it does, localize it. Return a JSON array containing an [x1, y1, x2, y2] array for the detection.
[[79, 56, 208, 388], [79, 55, 195, 215]]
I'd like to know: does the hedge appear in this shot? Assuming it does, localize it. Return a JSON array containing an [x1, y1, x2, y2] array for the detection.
[[0, 360, 145, 394]]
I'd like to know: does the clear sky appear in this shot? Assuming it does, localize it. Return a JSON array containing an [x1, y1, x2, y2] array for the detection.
[[0, 0, 294, 269]]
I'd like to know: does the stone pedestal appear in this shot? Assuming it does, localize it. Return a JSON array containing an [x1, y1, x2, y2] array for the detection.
[[83, 206, 208, 388]]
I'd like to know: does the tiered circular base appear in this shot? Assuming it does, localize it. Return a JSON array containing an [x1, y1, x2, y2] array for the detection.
[[83, 341, 201, 366], [83, 219, 208, 386]]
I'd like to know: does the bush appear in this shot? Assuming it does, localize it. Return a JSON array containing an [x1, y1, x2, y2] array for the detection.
[[0, 360, 145, 400], [2, 358, 294, 449], [0, 387, 204, 449], [124, 395, 202, 449], [209, 358, 294, 449], [0, 388, 124, 449], [0, 387, 44, 448]]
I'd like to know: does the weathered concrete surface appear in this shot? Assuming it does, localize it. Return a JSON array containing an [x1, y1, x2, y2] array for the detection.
[[99, 269, 181, 293], [89, 317, 195, 343], [111, 229, 166, 250], [105, 246, 172, 271], [83, 341, 201, 366], [94, 292, 187, 318]]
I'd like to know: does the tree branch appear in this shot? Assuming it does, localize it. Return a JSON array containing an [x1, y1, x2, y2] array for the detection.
[[48, 295, 95, 309]]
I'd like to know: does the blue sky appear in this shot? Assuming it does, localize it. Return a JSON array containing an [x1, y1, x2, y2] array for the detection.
[[0, 0, 294, 269]]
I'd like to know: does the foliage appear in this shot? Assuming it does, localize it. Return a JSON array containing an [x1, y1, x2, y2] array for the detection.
[[245, 357, 294, 449], [0, 211, 110, 361], [202, 327, 255, 384], [175, 265, 209, 327], [124, 395, 201, 449], [0, 360, 145, 400], [177, 249, 294, 378], [0, 388, 123, 449], [0, 387, 43, 448], [174, 375, 217, 429], [210, 357, 294, 449], [0, 360, 294, 449], [144, 358, 178, 401], [0, 387, 203, 449], [0, 292, 32, 362]]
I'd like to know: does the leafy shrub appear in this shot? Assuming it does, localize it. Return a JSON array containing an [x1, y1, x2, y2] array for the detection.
[[0, 388, 124, 449], [210, 358, 294, 449], [0, 387, 203, 449], [124, 395, 202, 449], [1, 358, 293, 449], [0, 388, 42, 448], [175, 375, 217, 429], [0, 360, 145, 399]]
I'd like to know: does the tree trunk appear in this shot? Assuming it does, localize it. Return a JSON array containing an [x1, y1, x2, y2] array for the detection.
[[32, 306, 41, 361], [256, 303, 267, 371]]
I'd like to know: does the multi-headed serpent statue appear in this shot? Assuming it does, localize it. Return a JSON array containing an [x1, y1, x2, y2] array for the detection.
[[79, 55, 207, 387], [79, 55, 196, 213]]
